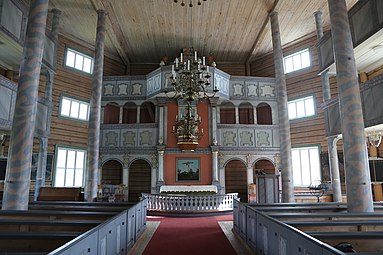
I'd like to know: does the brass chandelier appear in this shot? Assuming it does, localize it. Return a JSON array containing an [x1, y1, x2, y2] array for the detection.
[[173, 0, 207, 7], [163, 47, 217, 151], [165, 47, 218, 102], [172, 101, 204, 151]]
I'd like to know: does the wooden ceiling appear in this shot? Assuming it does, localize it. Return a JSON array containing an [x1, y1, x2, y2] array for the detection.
[[46, 0, 359, 65]]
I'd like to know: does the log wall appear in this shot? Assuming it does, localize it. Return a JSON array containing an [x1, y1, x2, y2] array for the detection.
[[251, 34, 333, 152], [37, 35, 126, 154]]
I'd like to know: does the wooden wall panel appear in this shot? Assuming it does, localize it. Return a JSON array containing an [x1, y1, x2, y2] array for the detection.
[[128, 159, 151, 202], [36, 35, 126, 154], [225, 160, 247, 202], [129, 64, 158, 75], [102, 160, 122, 185], [215, 63, 246, 76]]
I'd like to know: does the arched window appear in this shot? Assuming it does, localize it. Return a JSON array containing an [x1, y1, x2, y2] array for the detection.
[[140, 101, 156, 123], [104, 102, 120, 124], [122, 102, 137, 124], [256, 103, 272, 125], [220, 101, 235, 124], [239, 102, 254, 124]]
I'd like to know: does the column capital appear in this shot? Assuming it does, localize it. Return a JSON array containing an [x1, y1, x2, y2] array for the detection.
[[210, 145, 219, 152], [208, 97, 219, 107], [269, 11, 278, 17], [50, 8, 62, 16], [313, 10, 322, 16], [157, 145, 166, 152], [97, 9, 106, 16], [156, 97, 168, 106]]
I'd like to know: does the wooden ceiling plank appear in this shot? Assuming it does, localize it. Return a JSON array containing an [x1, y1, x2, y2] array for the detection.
[[245, 0, 279, 64]]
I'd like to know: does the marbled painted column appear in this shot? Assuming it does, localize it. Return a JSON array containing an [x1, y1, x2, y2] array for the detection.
[[247, 167, 254, 185], [328, 0, 373, 212], [235, 106, 239, 124], [209, 98, 219, 144], [328, 135, 342, 202], [101, 107, 104, 124], [314, 10, 342, 202], [119, 106, 123, 124], [211, 146, 219, 183], [158, 101, 165, 144], [34, 137, 48, 201], [216, 106, 221, 124], [314, 11, 324, 39], [122, 167, 128, 186], [219, 167, 225, 194], [270, 11, 294, 203], [84, 10, 106, 202], [137, 105, 141, 123], [157, 146, 165, 184], [151, 167, 157, 194], [253, 106, 257, 124], [122, 167, 129, 201], [2, 0, 49, 210]]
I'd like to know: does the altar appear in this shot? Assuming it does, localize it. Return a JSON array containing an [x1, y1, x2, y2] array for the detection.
[[160, 185, 218, 193]]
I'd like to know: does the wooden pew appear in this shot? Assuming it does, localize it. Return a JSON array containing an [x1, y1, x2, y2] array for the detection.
[[37, 187, 82, 201], [235, 201, 383, 254], [0, 231, 81, 253], [0, 199, 147, 254]]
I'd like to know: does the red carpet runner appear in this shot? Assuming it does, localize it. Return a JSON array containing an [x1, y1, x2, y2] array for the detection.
[[143, 215, 237, 255]]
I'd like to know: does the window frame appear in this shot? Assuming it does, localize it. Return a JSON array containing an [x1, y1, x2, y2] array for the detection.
[[283, 48, 312, 74], [53, 145, 87, 188], [288, 94, 316, 121], [64, 47, 94, 75], [291, 145, 322, 187], [59, 95, 90, 122]]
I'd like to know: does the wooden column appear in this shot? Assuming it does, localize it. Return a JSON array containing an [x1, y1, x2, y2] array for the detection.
[[85, 10, 106, 201], [270, 11, 294, 202], [328, 0, 373, 212], [314, 10, 342, 203], [209, 97, 219, 144], [211, 146, 219, 184], [157, 146, 165, 184], [2, 0, 49, 210]]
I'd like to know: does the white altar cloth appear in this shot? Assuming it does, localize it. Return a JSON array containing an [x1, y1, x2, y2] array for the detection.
[[160, 185, 218, 193]]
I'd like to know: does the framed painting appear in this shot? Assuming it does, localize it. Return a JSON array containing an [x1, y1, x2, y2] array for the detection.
[[176, 158, 200, 182]]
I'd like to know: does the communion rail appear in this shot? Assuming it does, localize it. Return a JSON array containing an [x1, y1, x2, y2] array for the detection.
[[142, 193, 238, 212]]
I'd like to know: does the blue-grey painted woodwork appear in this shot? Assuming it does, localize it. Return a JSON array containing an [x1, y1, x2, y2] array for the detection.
[[315, 10, 342, 203], [318, 0, 383, 72], [328, 0, 373, 212], [0, 76, 17, 131], [270, 11, 294, 203], [233, 200, 347, 255], [1, 0, 49, 210], [34, 137, 47, 201], [0, 0, 28, 43], [85, 10, 106, 202], [328, 135, 342, 201], [34, 9, 60, 200]]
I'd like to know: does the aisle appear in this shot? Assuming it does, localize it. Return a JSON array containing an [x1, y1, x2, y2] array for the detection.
[[142, 215, 238, 255]]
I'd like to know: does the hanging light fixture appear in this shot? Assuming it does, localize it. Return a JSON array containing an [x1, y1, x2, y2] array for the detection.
[[165, 47, 218, 102], [173, 0, 207, 7], [172, 101, 204, 151]]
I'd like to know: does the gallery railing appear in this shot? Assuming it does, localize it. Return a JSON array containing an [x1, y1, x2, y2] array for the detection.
[[142, 193, 238, 212]]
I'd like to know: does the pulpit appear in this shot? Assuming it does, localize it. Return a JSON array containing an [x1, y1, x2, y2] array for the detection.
[[255, 174, 280, 203]]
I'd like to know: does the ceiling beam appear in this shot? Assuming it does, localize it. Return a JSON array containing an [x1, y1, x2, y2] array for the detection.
[[89, 0, 131, 67], [245, 0, 280, 73]]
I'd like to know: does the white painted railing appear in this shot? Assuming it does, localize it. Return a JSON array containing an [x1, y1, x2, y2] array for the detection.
[[142, 193, 238, 212]]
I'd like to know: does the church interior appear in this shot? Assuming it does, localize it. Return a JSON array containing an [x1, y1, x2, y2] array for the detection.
[[1, 0, 383, 254]]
